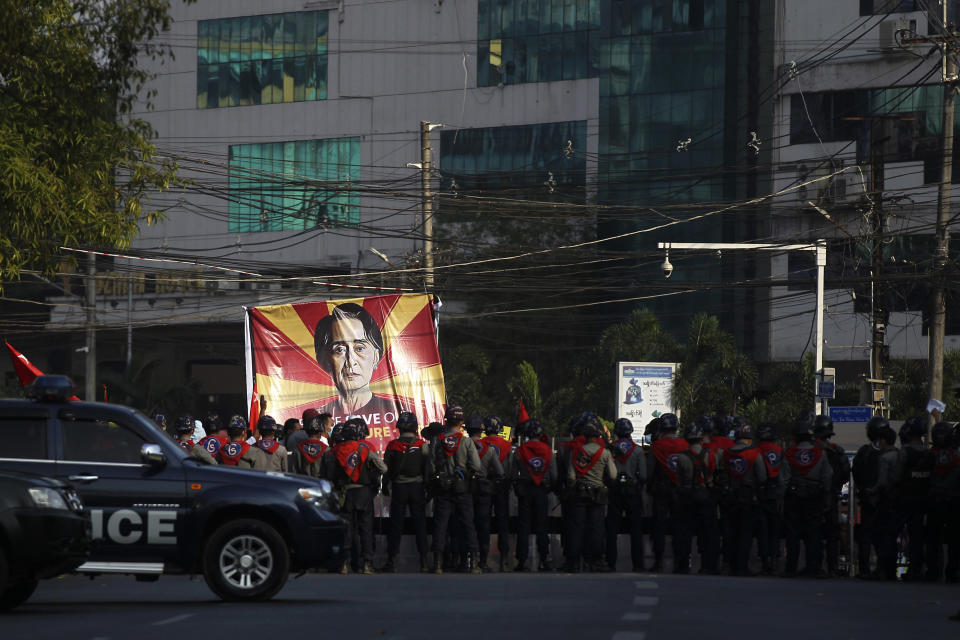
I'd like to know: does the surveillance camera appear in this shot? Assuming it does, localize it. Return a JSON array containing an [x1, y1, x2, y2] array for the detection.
[[661, 258, 673, 278]]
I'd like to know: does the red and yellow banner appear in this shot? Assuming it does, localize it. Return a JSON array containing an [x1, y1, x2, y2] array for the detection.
[[248, 293, 446, 451]]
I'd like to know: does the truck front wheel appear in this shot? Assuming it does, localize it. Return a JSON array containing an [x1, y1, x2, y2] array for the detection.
[[202, 519, 289, 601]]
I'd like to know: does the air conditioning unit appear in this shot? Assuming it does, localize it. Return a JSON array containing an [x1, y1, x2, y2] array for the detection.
[[878, 17, 916, 51]]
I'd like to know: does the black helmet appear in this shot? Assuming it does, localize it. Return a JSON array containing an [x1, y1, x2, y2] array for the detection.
[[793, 419, 815, 440], [931, 421, 954, 448], [578, 412, 602, 437], [685, 423, 703, 441], [614, 418, 634, 438], [715, 415, 735, 438], [904, 416, 928, 439], [866, 415, 889, 442], [397, 411, 419, 434], [483, 415, 503, 436], [696, 414, 716, 434], [756, 422, 777, 441], [525, 418, 545, 439], [813, 414, 834, 439], [227, 415, 248, 436], [202, 412, 221, 435], [444, 405, 465, 424], [257, 415, 277, 434], [341, 421, 360, 441], [567, 415, 583, 438], [660, 413, 679, 433], [735, 422, 754, 440], [880, 425, 897, 446], [644, 417, 662, 437], [304, 414, 323, 434], [154, 413, 168, 429], [465, 414, 484, 434], [330, 424, 345, 444], [174, 415, 194, 435]]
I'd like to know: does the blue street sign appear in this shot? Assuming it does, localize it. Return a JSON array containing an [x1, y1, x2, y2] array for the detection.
[[829, 406, 874, 423], [817, 380, 835, 399]]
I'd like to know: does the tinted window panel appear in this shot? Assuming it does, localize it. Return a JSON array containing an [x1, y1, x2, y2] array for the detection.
[[0, 417, 48, 459], [62, 419, 146, 465]]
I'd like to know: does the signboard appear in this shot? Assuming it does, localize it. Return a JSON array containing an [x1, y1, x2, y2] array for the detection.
[[616, 362, 677, 442], [829, 406, 873, 423], [246, 293, 446, 451]]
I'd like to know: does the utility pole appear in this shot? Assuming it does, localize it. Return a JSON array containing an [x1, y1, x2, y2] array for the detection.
[[870, 119, 888, 417], [419, 121, 442, 291], [85, 252, 97, 401], [929, 7, 956, 406]]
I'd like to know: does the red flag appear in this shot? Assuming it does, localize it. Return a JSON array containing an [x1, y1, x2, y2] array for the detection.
[[249, 378, 260, 435], [102, 384, 109, 403], [517, 400, 530, 425], [5, 341, 44, 388]]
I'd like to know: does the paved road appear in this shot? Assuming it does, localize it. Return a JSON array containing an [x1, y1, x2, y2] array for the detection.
[[4, 572, 958, 639]]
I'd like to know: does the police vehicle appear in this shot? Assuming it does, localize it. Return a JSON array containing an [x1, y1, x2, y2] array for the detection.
[[0, 375, 345, 602], [0, 469, 90, 610]]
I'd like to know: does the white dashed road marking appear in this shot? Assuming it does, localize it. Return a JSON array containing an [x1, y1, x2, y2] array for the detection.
[[634, 581, 658, 589], [632, 596, 659, 606], [613, 578, 658, 639], [621, 612, 652, 621], [611, 633, 646, 640], [151, 613, 195, 626]]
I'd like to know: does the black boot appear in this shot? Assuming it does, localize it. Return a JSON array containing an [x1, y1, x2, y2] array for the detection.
[[466, 552, 482, 575], [419, 554, 430, 573], [432, 555, 443, 575], [383, 555, 398, 573], [478, 553, 492, 573]]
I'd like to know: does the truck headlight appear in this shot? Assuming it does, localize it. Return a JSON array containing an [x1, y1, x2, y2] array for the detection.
[[28, 487, 69, 510]]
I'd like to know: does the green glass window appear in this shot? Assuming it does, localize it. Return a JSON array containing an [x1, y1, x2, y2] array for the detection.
[[478, 0, 599, 86], [228, 137, 361, 233], [197, 11, 328, 109]]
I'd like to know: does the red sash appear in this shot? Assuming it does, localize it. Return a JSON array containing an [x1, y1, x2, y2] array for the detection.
[[219, 441, 251, 466], [257, 439, 279, 454], [386, 437, 426, 453], [473, 438, 491, 460], [518, 440, 553, 486], [612, 438, 638, 463], [571, 441, 606, 478], [199, 434, 228, 456], [438, 431, 463, 457], [334, 441, 370, 482], [705, 436, 735, 454], [178, 439, 195, 452], [757, 441, 782, 479], [934, 448, 960, 477], [481, 436, 511, 463], [298, 439, 328, 465], [784, 446, 823, 476], [652, 437, 690, 485], [725, 446, 761, 479]]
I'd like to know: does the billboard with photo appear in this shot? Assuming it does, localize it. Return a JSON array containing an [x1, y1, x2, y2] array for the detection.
[[616, 362, 677, 442], [246, 293, 446, 451]]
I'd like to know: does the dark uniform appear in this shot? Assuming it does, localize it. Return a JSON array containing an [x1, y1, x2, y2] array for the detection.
[[896, 416, 935, 581], [218, 415, 267, 469], [606, 418, 647, 572], [290, 413, 328, 477], [852, 417, 887, 577], [512, 420, 557, 571], [814, 415, 850, 575], [721, 423, 767, 576], [648, 414, 694, 573], [928, 421, 960, 582], [565, 415, 617, 572], [481, 416, 513, 571], [755, 423, 784, 575], [323, 419, 387, 574], [782, 419, 833, 577], [467, 416, 504, 572], [685, 423, 720, 575], [382, 412, 430, 573], [429, 407, 482, 574], [702, 416, 736, 570], [254, 415, 288, 473]]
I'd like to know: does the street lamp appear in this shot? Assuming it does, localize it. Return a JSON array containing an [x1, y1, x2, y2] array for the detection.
[[657, 239, 828, 415]]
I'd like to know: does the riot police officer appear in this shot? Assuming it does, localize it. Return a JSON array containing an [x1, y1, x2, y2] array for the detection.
[[814, 414, 850, 575], [430, 406, 482, 574], [254, 415, 288, 472], [290, 412, 328, 477], [467, 415, 504, 572], [782, 418, 832, 578], [324, 418, 387, 574], [722, 421, 767, 576], [685, 421, 720, 575], [896, 416, 934, 581], [196, 412, 227, 462], [382, 411, 430, 573], [512, 418, 557, 572], [606, 418, 646, 572], [929, 421, 960, 582], [755, 422, 783, 575], [852, 416, 887, 577], [565, 414, 617, 572], [648, 413, 694, 573], [481, 415, 513, 571], [218, 415, 266, 468], [173, 415, 196, 452]]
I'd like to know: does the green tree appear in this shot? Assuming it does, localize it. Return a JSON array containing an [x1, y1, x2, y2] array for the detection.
[[0, 0, 187, 279], [441, 343, 493, 414], [673, 313, 757, 420], [507, 360, 541, 419]]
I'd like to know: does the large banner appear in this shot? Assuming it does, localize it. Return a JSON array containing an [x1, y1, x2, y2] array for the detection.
[[247, 293, 446, 451], [616, 362, 677, 442]]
